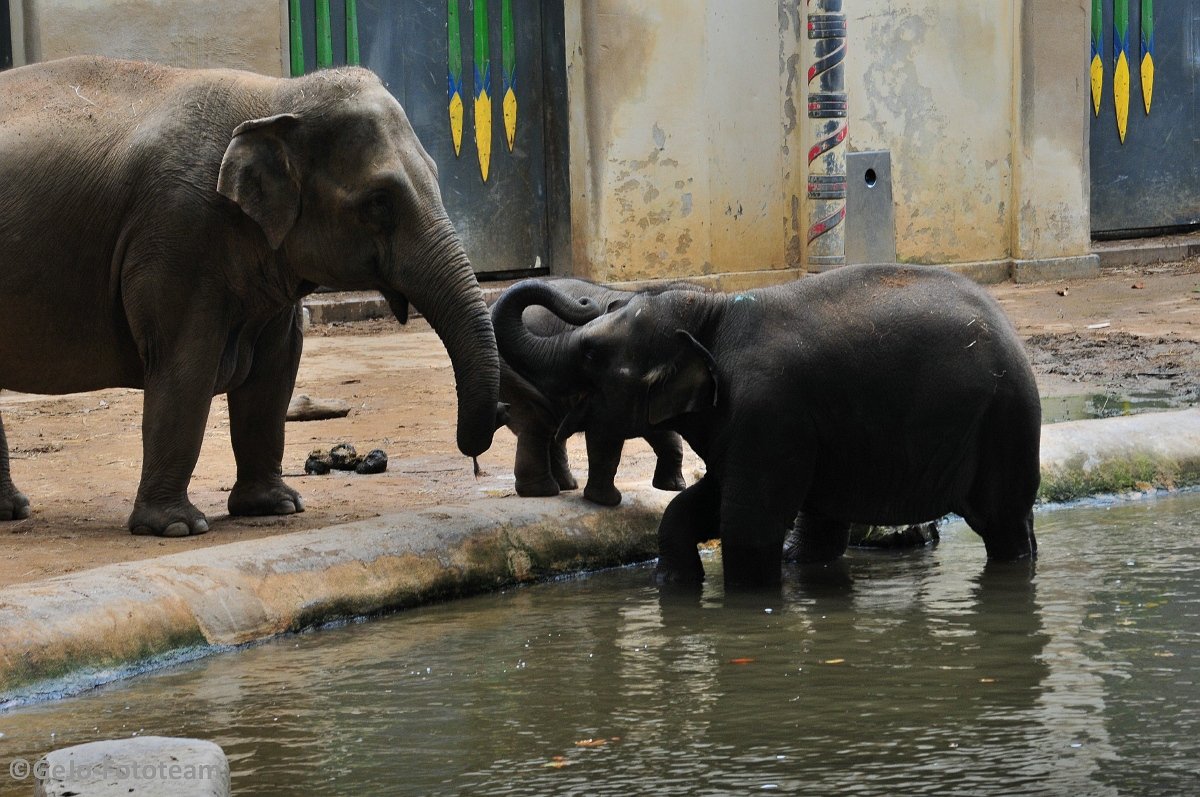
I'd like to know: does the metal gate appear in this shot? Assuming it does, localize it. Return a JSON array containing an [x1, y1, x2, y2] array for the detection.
[[291, 0, 568, 276], [1090, 0, 1200, 236]]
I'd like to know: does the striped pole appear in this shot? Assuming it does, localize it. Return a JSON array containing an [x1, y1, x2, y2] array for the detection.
[[806, 0, 847, 271]]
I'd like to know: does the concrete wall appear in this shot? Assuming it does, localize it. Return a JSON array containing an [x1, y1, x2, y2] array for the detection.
[[567, 0, 1095, 284], [846, 0, 1093, 281], [564, 0, 806, 286], [17, 0, 285, 75], [8, 0, 1093, 283]]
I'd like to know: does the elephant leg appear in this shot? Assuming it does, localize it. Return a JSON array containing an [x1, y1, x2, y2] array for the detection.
[[718, 459, 806, 588], [645, 429, 687, 492], [655, 474, 721, 585], [129, 371, 215, 537], [783, 511, 851, 564], [960, 399, 1040, 560], [513, 429, 562, 497], [0, 413, 31, 521], [228, 308, 304, 517], [548, 438, 578, 491], [582, 433, 623, 506]]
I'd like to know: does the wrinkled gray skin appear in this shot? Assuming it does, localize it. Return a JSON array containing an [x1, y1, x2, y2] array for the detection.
[[496, 265, 1041, 588], [0, 57, 499, 536], [493, 278, 691, 506]]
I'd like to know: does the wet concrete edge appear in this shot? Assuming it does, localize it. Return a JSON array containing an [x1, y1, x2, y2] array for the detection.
[[3, 409, 1200, 704], [0, 492, 669, 704]]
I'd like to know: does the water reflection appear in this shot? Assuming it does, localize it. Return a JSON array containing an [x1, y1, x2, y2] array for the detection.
[[0, 496, 1198, 795]]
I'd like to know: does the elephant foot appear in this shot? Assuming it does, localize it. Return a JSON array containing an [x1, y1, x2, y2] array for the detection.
[[651, 467, 687, 492], [515, 476, 561, 498], [551, 469, 579, 491], [128, 500, 210, 537], [0, 488, 31, 521], [783, 514, 850, 564], [228, 478, 305, 517], [654, 552, 704, 586], [583, 482, 622, 507]]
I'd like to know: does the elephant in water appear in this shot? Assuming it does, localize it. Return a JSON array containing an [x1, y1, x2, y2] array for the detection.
[[0, 56, 500, 536], [492, 265, 1041, 588]]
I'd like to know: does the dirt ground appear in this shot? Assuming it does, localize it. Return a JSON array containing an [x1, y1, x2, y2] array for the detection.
[[2, 260, 1199, 588]]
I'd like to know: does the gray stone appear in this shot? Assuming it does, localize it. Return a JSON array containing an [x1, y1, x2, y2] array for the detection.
[[33, 736, 229, 797]]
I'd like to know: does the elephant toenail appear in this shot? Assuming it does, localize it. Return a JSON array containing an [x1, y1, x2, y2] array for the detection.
[[274, 499, 298, 515], [162, 522, 191, 537], [194, 518, 210, 534]]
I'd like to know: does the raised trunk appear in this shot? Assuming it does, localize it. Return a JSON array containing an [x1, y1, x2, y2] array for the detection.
[[490, 279, 601, 380], [396, 227, 499, 458]]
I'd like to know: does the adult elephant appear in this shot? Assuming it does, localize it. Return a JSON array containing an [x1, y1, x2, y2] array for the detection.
[[492, 278, 691, 505], [494, 265, 1041, 587], [0, 56, 499, 536]]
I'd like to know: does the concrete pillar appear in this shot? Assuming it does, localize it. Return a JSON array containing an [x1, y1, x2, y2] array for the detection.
[[1009, 0, 1099, 283]]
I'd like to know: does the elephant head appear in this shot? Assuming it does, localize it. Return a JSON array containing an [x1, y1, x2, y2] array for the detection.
[[216, 69, 498, 457], [492, 280, 719, 441]]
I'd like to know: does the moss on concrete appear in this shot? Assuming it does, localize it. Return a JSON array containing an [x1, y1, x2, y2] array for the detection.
[[1038, 452, 1200, 503]]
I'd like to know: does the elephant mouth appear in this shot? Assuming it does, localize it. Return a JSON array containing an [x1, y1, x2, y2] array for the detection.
[[382, 290, 410, 324], [555, 394, 591, 442]]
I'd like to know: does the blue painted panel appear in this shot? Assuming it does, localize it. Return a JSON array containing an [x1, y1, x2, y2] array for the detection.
[[1091, 0, 1200, 235]]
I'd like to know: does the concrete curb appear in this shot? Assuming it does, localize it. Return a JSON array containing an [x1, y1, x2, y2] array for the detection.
[[1039, 408, 1200, 502], [0, 491, 669, 704], [2, 409, 1199, 705]]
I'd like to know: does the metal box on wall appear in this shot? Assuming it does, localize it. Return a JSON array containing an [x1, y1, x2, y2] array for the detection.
[[845, 150, 896, 266]]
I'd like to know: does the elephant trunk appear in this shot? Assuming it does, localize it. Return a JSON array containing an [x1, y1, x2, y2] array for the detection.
[[491, 279, 600, 382], [396, 222, 499, 458]]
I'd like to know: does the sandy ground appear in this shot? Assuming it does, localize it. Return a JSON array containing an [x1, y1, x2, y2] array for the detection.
[[2, 260, 1199, 587]]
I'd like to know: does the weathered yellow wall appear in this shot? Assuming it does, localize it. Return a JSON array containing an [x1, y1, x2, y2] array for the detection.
[[846, 1, 1015, 266], [19, 0, 284, 76], [565, 0, 805, 284], [567, 0, 1093, 284]]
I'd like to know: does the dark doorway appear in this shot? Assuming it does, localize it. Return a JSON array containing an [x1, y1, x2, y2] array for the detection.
[[1090, 1, 1200, 236], [1, 0, 13, 71], [291, 0, 569, 277]]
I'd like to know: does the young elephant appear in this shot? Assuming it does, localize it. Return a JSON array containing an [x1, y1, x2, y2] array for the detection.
[[0, 57, 500, 535], [493, 278, 691, 506], [495, 265, 1041, 587]]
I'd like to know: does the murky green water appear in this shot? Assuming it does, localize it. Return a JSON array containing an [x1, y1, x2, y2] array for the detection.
[[2, 495, 1200, 796], [1040, 390, 1192, 423]]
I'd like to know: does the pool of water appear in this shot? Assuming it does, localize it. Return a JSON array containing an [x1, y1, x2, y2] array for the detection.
[[2, 495, 1200, 796], [1040, 390, 1192, 423]]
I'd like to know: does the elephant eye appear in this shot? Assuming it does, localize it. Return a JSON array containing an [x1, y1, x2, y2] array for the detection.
[[360, 190, 397, 230]]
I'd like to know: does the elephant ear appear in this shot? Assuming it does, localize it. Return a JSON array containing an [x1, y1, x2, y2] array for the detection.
[[646, 330, 719, 425], [217, 114, 302, 250]]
